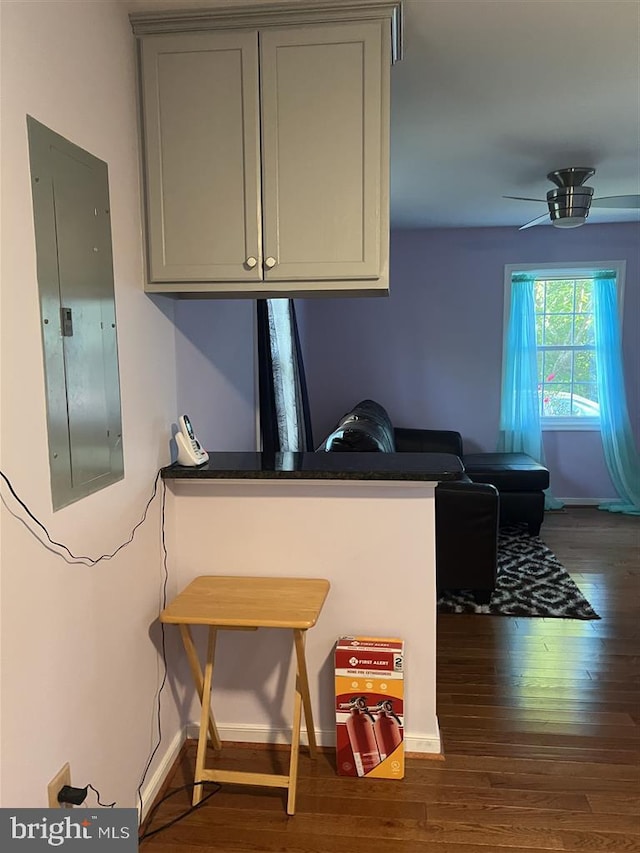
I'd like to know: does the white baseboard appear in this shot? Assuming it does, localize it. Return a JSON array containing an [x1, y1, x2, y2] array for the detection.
[[408, 715, 441, 754], [138, 727, 185, 821], [186, 721, 442, 755], [555, 498, 610, 506], [137, 718, 442, 819]]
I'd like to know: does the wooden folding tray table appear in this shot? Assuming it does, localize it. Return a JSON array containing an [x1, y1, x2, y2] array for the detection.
[[160, 575, 330, 815]]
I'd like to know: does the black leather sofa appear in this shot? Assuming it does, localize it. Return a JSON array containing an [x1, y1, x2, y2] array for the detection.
[[394, 430, 549, 536], [319, 400, 500, 604]]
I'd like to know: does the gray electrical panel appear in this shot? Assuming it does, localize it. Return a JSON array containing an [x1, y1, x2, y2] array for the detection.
[[27, 117, 124, 510]]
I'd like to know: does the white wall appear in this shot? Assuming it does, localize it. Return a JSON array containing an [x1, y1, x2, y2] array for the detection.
[[168, 480, 441, 755], [0, 0, 181, 810]]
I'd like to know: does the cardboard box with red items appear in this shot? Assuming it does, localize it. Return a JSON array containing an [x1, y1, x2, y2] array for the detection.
[[335, 636, 404, 778]]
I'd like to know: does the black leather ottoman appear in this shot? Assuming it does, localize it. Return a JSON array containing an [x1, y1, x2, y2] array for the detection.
[[463, 452, 550, 536]]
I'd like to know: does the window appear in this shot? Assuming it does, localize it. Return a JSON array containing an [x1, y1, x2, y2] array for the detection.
[[505, 263, 624, 431], [535, 276, 599, 421]]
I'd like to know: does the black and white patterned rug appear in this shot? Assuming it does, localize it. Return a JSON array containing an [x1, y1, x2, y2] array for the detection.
[[437, 524, 600, 619]]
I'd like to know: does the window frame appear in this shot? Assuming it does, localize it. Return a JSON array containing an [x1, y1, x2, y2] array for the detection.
[[502, 260, 626, 432]]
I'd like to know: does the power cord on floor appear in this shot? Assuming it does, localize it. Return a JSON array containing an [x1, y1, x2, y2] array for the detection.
[[0, 468, 163, 565], [138, 782, 222, 842]]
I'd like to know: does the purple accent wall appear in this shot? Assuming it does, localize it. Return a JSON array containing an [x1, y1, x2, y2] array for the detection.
[[298, 223, 639, 501], [173, 299, 257, 451]]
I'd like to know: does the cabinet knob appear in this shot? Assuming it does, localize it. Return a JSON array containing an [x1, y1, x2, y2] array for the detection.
[[245, 256, 258, 269], [265, 256, 277, 269]]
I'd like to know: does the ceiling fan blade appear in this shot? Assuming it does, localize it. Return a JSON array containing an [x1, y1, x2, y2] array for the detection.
[[591, 195, 640, 209], [503, 195, 546, 202], [519, 213, 550, 230]]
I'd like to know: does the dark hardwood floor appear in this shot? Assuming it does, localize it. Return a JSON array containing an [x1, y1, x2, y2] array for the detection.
[[141, 507, 640, 851]]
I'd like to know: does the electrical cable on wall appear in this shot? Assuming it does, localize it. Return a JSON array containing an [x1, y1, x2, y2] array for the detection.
[[87, 783, 117, 808], [0, 467, 220, 834], [0, 468, 162, 565], [0, 467, 171, 813], [136, 478, 169, 824], [133, 481, 222, 838]]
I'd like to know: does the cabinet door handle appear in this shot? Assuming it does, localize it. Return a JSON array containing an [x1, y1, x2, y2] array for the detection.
[[245, 256, 258, 269], [265, 256, 277, 269]]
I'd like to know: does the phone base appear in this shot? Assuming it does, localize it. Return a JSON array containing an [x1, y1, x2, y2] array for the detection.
[[176, 431, 209, 467]]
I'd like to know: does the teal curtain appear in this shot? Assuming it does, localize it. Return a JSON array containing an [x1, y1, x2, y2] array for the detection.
[[497, 275, 563, 510], [592, 276, 640, 515]]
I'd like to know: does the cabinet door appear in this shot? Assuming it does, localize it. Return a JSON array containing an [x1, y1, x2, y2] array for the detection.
[[140, 31, 262, 282], [260, 22, 388, 282]]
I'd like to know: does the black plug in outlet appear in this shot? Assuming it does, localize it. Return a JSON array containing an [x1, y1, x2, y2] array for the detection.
[[58, 785, 88, 806]]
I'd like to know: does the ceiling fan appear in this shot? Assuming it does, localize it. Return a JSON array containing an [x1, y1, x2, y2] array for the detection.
[[504, 167, 640, 230]]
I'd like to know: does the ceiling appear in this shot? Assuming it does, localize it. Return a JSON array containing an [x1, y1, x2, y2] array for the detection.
[[128, 0, 640, 229], [390, 0, 640, 228]]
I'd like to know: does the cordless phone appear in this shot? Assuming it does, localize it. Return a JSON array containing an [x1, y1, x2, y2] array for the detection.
[[176, 414, 209, 466]]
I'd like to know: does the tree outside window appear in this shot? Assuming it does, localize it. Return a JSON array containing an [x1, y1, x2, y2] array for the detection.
[[534, 277, 600, 421]]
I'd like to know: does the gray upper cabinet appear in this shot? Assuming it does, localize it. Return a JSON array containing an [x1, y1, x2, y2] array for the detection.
[[260, 23, 384, 285], [132, 1, 402, 298], [140, 31, 262, 284]]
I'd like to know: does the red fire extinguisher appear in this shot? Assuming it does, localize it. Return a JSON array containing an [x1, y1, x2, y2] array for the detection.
[[373, 699, 402, 760], [340, 696, 380, 776]]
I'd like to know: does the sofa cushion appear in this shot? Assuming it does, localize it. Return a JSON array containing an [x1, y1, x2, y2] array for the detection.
[[463, 452, 550, 492], [395, 427, 463, 457], [319, 399, 396, 452]]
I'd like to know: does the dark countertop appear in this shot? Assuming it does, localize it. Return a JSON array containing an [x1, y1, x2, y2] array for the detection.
[[161, 451, 465, 482]]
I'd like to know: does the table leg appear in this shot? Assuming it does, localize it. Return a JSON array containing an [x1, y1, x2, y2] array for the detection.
[[179, 624, 221, 750], [193, 626, 217, 806], [286, 629, 316, 816], [294, 629, 317, 755], [286, 666, 303, 816]]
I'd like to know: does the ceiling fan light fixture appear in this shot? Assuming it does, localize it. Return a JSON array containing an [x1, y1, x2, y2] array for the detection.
[[510, 166, 640, 230], [547, 186, 593, 228], [547, 167, 596, 188], [552, 215, 586, 229]]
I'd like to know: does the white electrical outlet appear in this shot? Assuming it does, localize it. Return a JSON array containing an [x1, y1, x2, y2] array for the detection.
[[47, 763, 72, 808]]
